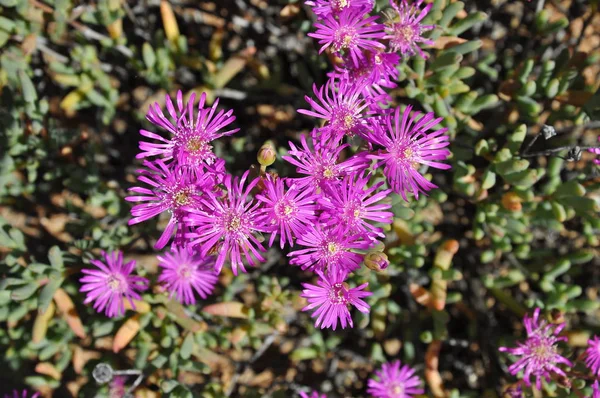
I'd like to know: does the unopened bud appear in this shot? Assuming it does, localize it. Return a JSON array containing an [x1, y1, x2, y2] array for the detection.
[[550, 308, 564, 323], [501, 192, 522, 212], [364, 251, 389, 271], [257, 140, 276, 167]]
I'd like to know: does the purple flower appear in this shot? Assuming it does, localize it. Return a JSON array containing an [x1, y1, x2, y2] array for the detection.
[[384, 0, 435, 58], [585, 335, 600, 376], [308, 7, 385, 67], [4, 391, 39, 398], [288, 224, 370, 273], [300, 269, 371, 330], [305, 0, 373, 18], [126, 160, 211, 249], [80, 251, 149, 318], [185, 171, 267, 275], [499, 308, 573, 390], [367, 360, 424, 398], [331, 51, 400, 105], [298, 78, 374, 142], [255, 176, 319, 249], [589, 136, 600, 165], [593, 380, 600, 398], [157, 247, 218, 305], [283, 132, 370, 191], [367, 105, 451, 201], [504, 385, 523, 398], [320, 173, 393, 240], [139, 90, 239, 168], [109, 376, 126, 398]]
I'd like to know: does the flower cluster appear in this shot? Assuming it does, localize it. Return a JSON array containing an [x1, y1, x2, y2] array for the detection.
[[499, 308, 600, 394], [291, 0, 450, 329], [81, 0, 451, 328], [81, 91, 244, 316]]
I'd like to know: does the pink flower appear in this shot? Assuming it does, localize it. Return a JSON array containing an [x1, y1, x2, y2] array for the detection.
[[4, 391, 40, 398], [255, 176, 319, 249], [300, 269, 371, 330], [331, 51, 400, 105], [80, 251, 149, 318], [185, 171, 267, 275], [499, 308, 573, 390], [126, 160, 211, 249], [589, 136, 600, 165], [157, 247, 218, 305], [308, 7, 385, 67], [305, 0, 373, 18], [593, 380, 600, 398], [139, 90, 239, 168], [298, 78, 374, 143], [367, 105, 451, 201], [288, 224, 370, 273], [367, 360, 424, 398], [283, 132, 370, 192], [585, 335, 600, 376], [320, 173, 393, 240], [384, 0, 435, 58], [109, 376, 127, 398]]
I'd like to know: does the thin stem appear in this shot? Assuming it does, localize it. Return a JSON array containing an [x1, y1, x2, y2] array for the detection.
[[124, 374, 144, 397], [521, 146, 599, 158], [521, 132, 542, 156], [555, 121, 600, 135], [113, 369, 142, 376]]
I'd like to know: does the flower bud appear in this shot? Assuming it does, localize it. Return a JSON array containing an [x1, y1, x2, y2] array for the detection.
[[501, 192, 522, 212], [257, 140, 276, 167], [364, 251, 389, 271]]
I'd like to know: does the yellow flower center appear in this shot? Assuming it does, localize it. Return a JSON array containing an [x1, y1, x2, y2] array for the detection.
[[344, 114, 354, 129], [327, 242, 338, 255], [335, 0, 348, 9], [343, 35, 353, 48], [323, 167, 334, 179], [186, 136, 205, 154], [107, 275, 125, 292], [174, 190, 191, 206], [178, 264, 193, 279], [227, 215, 242, 231], [398, 25, 416, 42]]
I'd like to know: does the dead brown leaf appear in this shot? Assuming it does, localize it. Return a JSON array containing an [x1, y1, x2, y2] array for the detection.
[[113, 314, 141, 353], [203, 302, 250, 319], [430, 36, 467, 50], [53, 288, 87, 339]]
